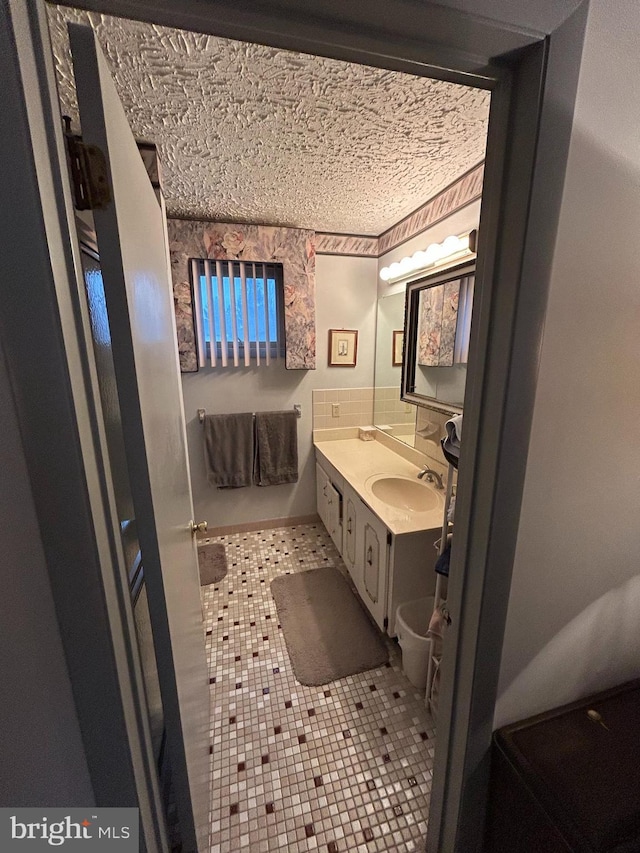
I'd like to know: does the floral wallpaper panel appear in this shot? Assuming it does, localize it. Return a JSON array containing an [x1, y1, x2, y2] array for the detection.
[[417, 280, 460, 368], [418, 285, 443, 366], [168, 219, 316, 371], [439, 279, 460, 368]]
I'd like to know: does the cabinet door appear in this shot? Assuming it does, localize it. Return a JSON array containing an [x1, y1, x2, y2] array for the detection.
[[316, 462, 330, 529], [316, 462, 342, 553], [359, 505, 389, 631], [325, 481, 342, 552], [363, 523, 381, 604], [342, 486, 359, 584]]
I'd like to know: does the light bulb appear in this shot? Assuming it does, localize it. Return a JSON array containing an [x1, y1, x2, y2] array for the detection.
[[442, 235, 461, 254], [425, 244, 440, 264], [381, 232, 474, 283]]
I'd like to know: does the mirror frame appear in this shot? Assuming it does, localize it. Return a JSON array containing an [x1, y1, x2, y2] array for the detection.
[[401, 257, 476, 414]]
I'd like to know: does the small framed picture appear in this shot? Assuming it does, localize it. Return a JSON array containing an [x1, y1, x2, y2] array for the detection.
[[392, 330, 404, 366], [328, 329, 358, 367]]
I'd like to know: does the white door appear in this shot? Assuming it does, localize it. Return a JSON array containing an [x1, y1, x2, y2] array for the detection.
[[69, 24, 210, 851]]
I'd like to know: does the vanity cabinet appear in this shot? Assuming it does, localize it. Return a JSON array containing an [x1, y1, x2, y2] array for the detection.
[[341, 481, 436, 634], [316, 461, 342, 553]]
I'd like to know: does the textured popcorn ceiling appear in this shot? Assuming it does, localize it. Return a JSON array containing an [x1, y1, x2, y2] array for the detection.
[[48, 6, 490, 235]]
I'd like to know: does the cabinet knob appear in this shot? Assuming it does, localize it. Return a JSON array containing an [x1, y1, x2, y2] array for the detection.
[[189, 520, 208, 535]]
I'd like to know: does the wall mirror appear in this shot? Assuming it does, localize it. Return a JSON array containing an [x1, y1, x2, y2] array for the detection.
[[401, 259, 476, 413], [373, 290, 417, 445]]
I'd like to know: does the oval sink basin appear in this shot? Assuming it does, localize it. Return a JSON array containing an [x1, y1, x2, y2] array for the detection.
[[370, 477, 439, 512]]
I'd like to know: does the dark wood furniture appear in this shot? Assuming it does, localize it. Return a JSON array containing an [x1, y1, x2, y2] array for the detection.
[[485, 679, 640, 852]]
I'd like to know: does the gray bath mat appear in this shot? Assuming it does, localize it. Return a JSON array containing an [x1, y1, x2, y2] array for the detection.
[[197, 542, 228, 585], [270, 566, 388, 686]]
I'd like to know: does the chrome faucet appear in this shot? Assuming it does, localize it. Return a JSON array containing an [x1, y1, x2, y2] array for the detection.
[[417, 466, 444, 489]]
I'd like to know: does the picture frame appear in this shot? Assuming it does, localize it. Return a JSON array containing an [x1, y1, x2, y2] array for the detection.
[[328, 329, 358, 367], [392, 330, 404, 367]]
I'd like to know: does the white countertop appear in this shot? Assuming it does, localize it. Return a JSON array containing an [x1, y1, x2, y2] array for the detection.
[[314, 437, 445, 535]]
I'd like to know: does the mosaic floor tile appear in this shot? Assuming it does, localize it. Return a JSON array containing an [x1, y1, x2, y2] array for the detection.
[[200, 523, 435, 852]]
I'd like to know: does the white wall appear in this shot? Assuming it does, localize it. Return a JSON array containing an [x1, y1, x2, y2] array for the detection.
[[182, 253, 378, 528], [374, 290, 404, 389], [0, 347, 94, 806], [495, 0, 640, 726]]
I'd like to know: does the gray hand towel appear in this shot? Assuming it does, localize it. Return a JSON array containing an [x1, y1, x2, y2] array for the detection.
[[203, 413, 254, 488], [442, 413, 463, 464], [254, 411, 298, 486]]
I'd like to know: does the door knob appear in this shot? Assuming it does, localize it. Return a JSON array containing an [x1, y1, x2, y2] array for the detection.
[[189, 520, 208, 535]]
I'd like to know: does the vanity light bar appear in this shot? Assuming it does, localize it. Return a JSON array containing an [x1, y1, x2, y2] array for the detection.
[[379, 230, 477, 284]]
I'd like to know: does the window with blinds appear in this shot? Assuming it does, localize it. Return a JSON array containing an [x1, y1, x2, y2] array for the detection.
[[190, 259, 285, 367]]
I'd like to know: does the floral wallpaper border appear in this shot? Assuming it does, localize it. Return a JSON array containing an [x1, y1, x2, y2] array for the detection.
[[377, 162, 484, 255], [315, 162, 484, 258], [168, 219, 316, 372], [314, 233, 379, 257]]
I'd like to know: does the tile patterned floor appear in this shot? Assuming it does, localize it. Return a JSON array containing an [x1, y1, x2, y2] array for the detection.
[[200, 523, 435, 853]]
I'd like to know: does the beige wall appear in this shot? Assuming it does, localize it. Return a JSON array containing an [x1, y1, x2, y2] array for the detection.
[[495, 0, 640, 726]]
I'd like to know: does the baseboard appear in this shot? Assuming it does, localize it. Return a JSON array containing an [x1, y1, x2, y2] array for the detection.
[[201, 514, 321, 538]]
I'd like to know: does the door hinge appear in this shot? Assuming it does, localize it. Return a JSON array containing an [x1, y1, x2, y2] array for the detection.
[[383, 617, 389, 630], [386, 531, 392, 546], [64, 119, 111, 210]]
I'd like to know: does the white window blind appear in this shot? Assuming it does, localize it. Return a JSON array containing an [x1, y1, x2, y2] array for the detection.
[[190, 259, 284, 368], [454, 275, 475, 364]]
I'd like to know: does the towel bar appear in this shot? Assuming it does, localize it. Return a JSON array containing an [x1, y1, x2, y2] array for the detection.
[[198, 405, 301, 423]]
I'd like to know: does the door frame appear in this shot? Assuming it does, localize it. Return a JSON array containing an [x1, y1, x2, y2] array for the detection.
[[0, 2, 168, 850], [5, 0, 590, 849]]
